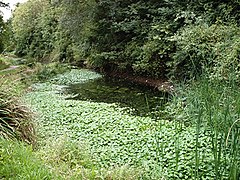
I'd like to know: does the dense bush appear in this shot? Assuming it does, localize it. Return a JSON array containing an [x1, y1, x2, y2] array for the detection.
[[12, 0, 54, 58], [170, 23, 240, 81], [11, 0, 240, 79], [11, 0, 80, 64]]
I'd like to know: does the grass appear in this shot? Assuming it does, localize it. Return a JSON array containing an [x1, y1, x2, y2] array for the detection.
[[0, 138, 54, 180], [0, 68, 35, 144], [36, 136, 141, 179], [0, 56, 10, 71], [169, 77, 240, 179]]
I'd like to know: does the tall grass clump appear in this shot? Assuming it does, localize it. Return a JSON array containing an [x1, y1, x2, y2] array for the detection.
[[0, 71, 35, 144], [0, 57, 10, 70], [31, 62, 71, 82], [172, 76, 240, 179]]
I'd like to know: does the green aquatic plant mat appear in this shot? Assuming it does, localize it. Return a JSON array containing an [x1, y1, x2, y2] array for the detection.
[[23, 69, 236, 179]]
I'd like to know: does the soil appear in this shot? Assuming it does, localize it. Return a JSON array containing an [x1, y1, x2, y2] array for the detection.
[[105, 71, 174, 93]]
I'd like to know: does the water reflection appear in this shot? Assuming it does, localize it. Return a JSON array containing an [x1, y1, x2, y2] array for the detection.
[[64, 77, 168, 117]]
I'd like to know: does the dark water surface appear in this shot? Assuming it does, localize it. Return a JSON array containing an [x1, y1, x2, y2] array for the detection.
[[65, 76, 168, 117]]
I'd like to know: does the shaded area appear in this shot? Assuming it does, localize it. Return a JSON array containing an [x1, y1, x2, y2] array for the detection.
[[64, 77, 169, 117], [105, 69, 174, 93]]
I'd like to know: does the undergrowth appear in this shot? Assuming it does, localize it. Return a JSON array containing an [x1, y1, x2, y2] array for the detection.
[[1, 60, 142, 179], [0, 69, 35, 144], [36, 136, 141, 180], [1, 57, 239, 179]]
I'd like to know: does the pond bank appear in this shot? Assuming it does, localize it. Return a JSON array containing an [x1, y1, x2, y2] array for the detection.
[[101, 70, 174, 93]]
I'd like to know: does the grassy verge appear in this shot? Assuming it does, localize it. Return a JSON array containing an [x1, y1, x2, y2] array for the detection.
[[0, 66, 35, 143], [0, 138, 54, 180], [0, 58, 49, 179], [0, 57, 71, 179]]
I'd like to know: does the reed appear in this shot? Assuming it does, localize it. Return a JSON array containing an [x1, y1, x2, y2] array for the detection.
[[182, 76, 240, 179]]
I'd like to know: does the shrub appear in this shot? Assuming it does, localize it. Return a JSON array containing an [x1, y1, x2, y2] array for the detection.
[[170, 23, 240, 81], [31, 62, 70, 82]]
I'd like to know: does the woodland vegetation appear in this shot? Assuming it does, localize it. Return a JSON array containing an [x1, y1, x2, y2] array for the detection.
[[0, 0, 239, 179], [3, 0, 239, 80]]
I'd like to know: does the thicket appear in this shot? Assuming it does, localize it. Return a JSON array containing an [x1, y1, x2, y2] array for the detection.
[[9, 0, 240, 80]]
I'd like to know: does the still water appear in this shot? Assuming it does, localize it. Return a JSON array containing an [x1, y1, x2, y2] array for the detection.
[[64, 76, 169, 117]]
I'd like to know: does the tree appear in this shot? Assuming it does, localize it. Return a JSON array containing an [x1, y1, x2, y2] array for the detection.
[[11, 0, 240, 80], [0, 1, 9, 52], [12, 0, 54, 57]]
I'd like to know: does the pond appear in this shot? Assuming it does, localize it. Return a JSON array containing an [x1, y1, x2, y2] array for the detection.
[[64, 76, 169, 117]]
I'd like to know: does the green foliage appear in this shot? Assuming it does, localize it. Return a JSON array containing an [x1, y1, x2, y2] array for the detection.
[[12, 0, 46, 57], [37, 137, 141, 179], [170, 23, 240, 81], [31, 62, 70, 82], [0, 138, 53, 180], [50, 68, 102, 85], [0, 15, 5, 53], [0, 134, 140, 180], [85, 0, 179, 76], [0, 57, 9, 70], [37, 137, 99, 179], [0, 61, 141, 180], [11, 0, 80, 63], [11, 0, 240, 79], [0, 1, 9, 51], [23, 68, 239, 179], [1, 20, 15, 53], [165, 77, 240, 179]]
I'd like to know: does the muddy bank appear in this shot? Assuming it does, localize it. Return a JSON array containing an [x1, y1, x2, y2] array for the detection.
[[103, 71, 174, 93]]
